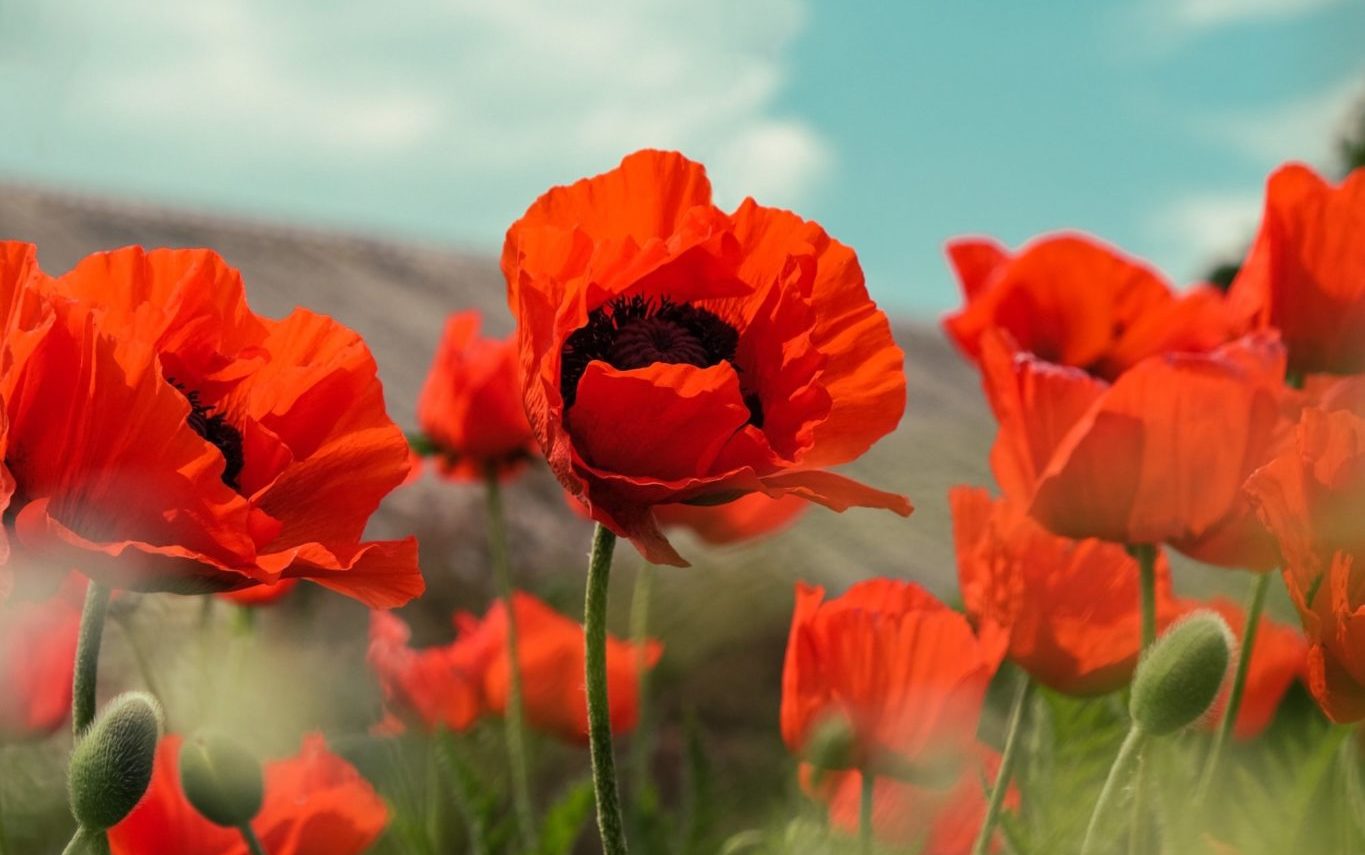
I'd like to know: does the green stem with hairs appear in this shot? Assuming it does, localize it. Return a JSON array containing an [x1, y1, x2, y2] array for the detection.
[[1195, 570, 1272, 803], [1129, 545, 1158, 651], [238, 825, 267, 855], [585, 524, 628, 855], [1081, 727, 1148, 855], [59, 826, 108, 855], [859, 769, 875, 855], [484, 469, 536, 848], [73, 583, 111, 737], [971, 677, 1035, 855]]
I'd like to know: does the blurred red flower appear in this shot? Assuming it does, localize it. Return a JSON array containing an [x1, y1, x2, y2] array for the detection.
[[367, 609, 484, 734], [944, 233, 1233, 380], [417, 311, 537, 481], [1245, 406, 1365, 721], [32, 247, 422, 607], [803, 748, 1014, 854], [781, 579, 1005, 774], [1229, 164, 1365, 376], [503, 149, 910, 566], [980, 329, 1286, 569], [108, 733, 387, 855], [0, 576, 83, 739], [951, 486, 1175, 695]]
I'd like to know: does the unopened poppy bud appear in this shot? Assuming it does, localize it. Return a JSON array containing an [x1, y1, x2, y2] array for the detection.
[[68, 692, 163, 830], [1130, 612, 1233, 736], [803, 712, 858, 772], [179, 732, 265, 827]]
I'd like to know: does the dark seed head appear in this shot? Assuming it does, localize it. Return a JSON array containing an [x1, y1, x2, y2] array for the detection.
[[176, 385, 245, 491]]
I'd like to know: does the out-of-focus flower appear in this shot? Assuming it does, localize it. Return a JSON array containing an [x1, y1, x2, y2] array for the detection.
[[781, 579, 1005, 774], [503, 149, 910, 566], [803, 748, 1014, 854], [217, 579, 300, 608], [1229, 164, 1365, 376], [1245, 407, 1365, 721], [944, 233, 1233, 380], [366, 610, 483, 734], [1172, 598, 1306, 739], [0, 575, 83, 739], [34, 247, 422, 607], [417, 310, 537, 481], [980, 329, 1286, 570], [108, 733, 387, 855], [950, 486, 1175, 695]]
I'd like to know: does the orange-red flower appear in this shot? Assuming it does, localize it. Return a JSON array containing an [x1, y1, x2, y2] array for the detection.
[[417, 310, 537, 481], [1229, 164, 1365, 375], [951, 486, 1175, 695], [0, 576, 83, 739], [1172, 598, 1306, 738], [781, 579, 1005, 774], [502, 150, 910, 565], [108, 733, 388, 855], [217, 578, 299, 608], [1245, 407, 1365, 721], [29, 247, 422, 607], [980, 329, 1286, 569], [803, 748, 1014, 854], [565, 488, 807, 546], [944, 233, 1233, 381], [367, 609, 484, 734]]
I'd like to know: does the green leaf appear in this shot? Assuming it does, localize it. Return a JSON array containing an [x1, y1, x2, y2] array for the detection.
[[534, 779, 594, 855]]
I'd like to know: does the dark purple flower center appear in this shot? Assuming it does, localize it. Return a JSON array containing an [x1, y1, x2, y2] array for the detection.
[[178, 385, 245, 491]]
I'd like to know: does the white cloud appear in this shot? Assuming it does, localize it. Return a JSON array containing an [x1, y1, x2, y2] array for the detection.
[[0, 0, 831, 241], [1157, 0, 1344, 33], [1145, 190, 1263, 280], [1196, 72, 1365, 168]]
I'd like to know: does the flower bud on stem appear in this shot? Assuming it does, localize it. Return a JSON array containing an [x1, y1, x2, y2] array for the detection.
[[66, 692, 163, 853], [585, 523, 629, 855]]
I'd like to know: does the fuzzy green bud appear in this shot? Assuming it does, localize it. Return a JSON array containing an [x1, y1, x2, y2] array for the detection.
[[179, 732, 265, 827], [68, 692, 163, 830], [1130, 611, 1233, 736]]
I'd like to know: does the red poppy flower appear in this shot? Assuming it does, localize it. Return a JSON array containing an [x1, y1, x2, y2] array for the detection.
[[1171, 598, 1306, 738], [417, 311, 537, 481], [944, 233, 1234, 381], [565, 488, 807, 546], [31, 247, 422, 607], [454, 591, 662, 743], [109, 733, 388, 855], [502, 150, 910, 565], [951, 486, 1176, 695], [1245, 407, 1365, 721], [781, 579, 1005, 774], [366, 610, 484, 734], [803, 748, 1014, 854], [0, 576, 83, 739], [1229, 164, 1365, 375], [980, 329, 1286, 569], [217, 578, 299, 607]]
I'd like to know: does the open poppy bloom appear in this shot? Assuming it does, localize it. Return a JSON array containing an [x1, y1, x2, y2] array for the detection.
[[367, 610, 484, 734], [979, 329, 1286, 569], [1229, 164, 1365, 376], [108, 733, 388, 855], [502, 149, 910, 565], [0, 575, 83, 739], [1171, 597, 1306, 739], [28, 247, 423, 607], [1245, 407, 1365, 721], [943, 233, 1233, 381], [951, 486, 1175, 695], [417, 310, 537, 481], [781, 579, 1005, 776], [565, 488, 807, 546], [803, 748, 1013, 854]]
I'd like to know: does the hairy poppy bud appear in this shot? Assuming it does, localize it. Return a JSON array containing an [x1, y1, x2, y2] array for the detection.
[[1130, 612, 1233, 736], [179, 732, 265, 827], [803, 712, 858, 772], [68, 692, 163, 830]]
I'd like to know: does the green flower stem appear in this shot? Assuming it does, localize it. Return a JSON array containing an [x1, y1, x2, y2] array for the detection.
[[628, 561, 656, 811], [1129, 545, 1158, 651], [484, 470, 536, 848], [1080, 726, 1148, 855], [73, 583, 112, 737], [238, 825, 267, 855], [60, 826, 108, 855], [859, 769, 875, 855], [436, 731, 490, 855], [585, 523, 629, 855], [971, 676, 1035, 855], [1195, 570, 1272, 803]]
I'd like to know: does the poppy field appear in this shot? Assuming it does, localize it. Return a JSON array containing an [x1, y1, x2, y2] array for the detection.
[[0, 146, 1363, 855]]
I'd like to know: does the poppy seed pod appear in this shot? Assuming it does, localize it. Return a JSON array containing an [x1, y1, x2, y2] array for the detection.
[[68, 692, 163, 830], [1130, 612, 1234, 736], [179, 732, 265, 827]]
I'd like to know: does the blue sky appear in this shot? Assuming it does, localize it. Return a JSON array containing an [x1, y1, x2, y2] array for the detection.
[[1, 0, 1361, 315]]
